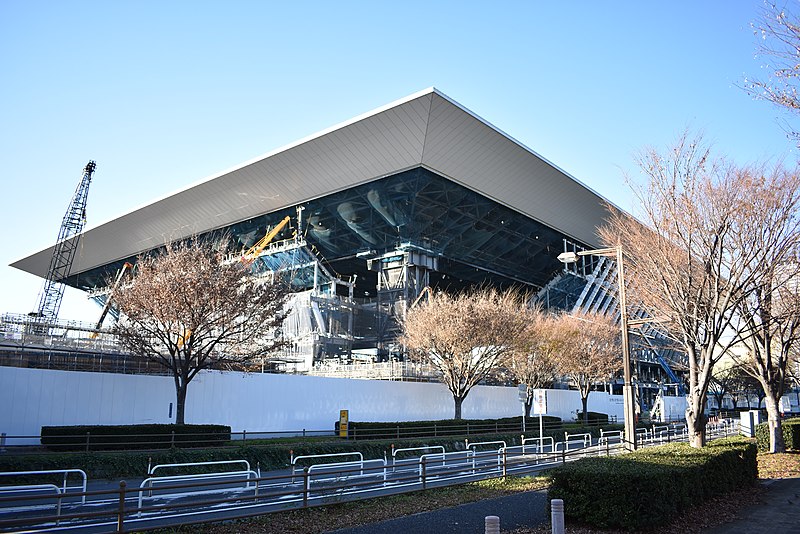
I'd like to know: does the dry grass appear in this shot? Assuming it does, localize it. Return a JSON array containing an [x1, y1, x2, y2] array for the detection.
[[164, 451, 799, 534], [166, 477, 549, 534]]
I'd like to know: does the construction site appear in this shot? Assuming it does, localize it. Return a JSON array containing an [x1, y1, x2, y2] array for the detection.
[[3, 89, 687, 413]]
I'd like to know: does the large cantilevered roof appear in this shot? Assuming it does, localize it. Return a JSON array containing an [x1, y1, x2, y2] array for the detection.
[[12, 88, 612, 283]]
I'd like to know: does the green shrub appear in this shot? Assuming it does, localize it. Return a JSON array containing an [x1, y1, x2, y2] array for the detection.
[[40, 424, 231, 451], [2, 431, 513, 479], [547, 438, 757, 530], [336, 416, 562, 440], [755, 418, 800, 451], [574, 412, 609, 425]]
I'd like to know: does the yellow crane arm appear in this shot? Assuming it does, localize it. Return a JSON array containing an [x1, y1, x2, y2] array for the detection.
[[410, 286, 433, 308], [241, 216, 291, 266]]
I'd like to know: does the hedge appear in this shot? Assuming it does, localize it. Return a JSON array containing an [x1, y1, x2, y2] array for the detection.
[[335, 416, 563, 440], [574, 412, 609, 425], [547, 437, 757, 530], [40, 424, 231, 452], [755, 418, 800, 451], [2, 422, 619, 480], [3, 431, 518, 480]]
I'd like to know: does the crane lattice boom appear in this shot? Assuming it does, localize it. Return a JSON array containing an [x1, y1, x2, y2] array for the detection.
[[34, 160, 96, 323]]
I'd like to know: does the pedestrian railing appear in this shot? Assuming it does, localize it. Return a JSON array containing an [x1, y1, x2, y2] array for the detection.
[[0, 423, 738, 532], [521, 435, 554, 455], [0, 468, 87, 504]]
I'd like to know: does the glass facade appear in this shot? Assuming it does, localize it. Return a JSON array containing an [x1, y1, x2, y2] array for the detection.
[[68, 167, 585, 295]]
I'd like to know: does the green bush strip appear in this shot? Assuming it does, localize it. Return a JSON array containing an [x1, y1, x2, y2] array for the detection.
[[2, 422, 621, 481], [547, 437, 757, 530], [574, 411, 609, 425], [755, 418, 800, 451], [40, 424, 231, 451], [336, 416, 563, 440]]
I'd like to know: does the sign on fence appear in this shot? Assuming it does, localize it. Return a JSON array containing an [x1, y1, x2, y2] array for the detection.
[[532, 389, 547, 415], [339, 409, 349, 438]]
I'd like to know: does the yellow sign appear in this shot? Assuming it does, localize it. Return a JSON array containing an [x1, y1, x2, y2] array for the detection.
[[339, 409, 349, 438]]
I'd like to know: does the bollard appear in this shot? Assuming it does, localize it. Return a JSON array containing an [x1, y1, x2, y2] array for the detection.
[[0, 432, 6, 453], [117, 480, 127, 532], [485, 515, 500, 534], [551, 498, 565, 534]]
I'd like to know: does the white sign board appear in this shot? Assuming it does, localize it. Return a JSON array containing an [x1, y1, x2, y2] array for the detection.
[[532, 389, 547, 415]]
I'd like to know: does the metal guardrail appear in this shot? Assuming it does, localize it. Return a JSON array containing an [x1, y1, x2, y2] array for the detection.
[[521, 435, 555, 454], [1, 420, 606, 450], [0, 468, 87, 504], [0, 422, 748, 533]]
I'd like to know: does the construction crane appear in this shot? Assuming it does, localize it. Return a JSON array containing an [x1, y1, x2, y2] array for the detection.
[[240, 215, 291, 266], [33, 160, 96, 324]]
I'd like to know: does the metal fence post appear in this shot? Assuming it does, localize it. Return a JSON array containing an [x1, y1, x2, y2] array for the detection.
[[421, 457, 427, 490], [502, 448, 507, 478], [170, 431, 175, 448], [117, 480, 127, 533], [243, 430, 247, 442], [85, 432, 90, 452], [303, 467, 310, 508]]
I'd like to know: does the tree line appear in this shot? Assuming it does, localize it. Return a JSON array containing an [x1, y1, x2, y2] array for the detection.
[[401, 288, 620, 423], [104, 4, 800, 456]]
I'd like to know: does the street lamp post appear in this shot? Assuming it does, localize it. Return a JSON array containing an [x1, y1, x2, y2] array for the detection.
[[557, 246, 637, 450]]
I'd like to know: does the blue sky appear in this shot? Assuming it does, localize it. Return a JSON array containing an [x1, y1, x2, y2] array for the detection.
[[1, 1, 797, 322]]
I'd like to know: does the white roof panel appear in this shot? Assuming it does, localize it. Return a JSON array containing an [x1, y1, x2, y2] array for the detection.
[[12, 89, 611, 281]]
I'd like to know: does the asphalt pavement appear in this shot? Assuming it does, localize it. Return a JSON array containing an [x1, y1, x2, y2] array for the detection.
[[707, 477, 800, 534], [329, 489, 549, 534], [329, 478, 800, 534]]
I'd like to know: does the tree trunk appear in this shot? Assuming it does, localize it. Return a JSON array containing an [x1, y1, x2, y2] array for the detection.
[[524, 400, 532, 418], [453, 395, 464, 420], [175, 378, 188, 425], [581, 394, 589, 425], [685, 395, 707, 448], [763, 392, 786, 454]]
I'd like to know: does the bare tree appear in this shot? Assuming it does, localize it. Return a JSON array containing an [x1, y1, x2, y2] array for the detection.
[[708, 364, 743, 413], [726, 365, 752, 410], [112, 238, 290, 424], [554, 311, 621, 425], [728, 165, 800, 453], [401, 288, 527, 419], [503, 308, 560, 416], [601, 133, 768, 447], [745, 2, 800, 141]]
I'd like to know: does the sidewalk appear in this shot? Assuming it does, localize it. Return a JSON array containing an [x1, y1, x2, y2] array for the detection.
[[706, 477, 800, 534], [329, 478, 800, 534], [330, 489, 549, 534]]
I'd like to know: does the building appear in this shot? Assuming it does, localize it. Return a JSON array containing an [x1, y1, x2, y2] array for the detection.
[[10, 88, 683, 406]]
